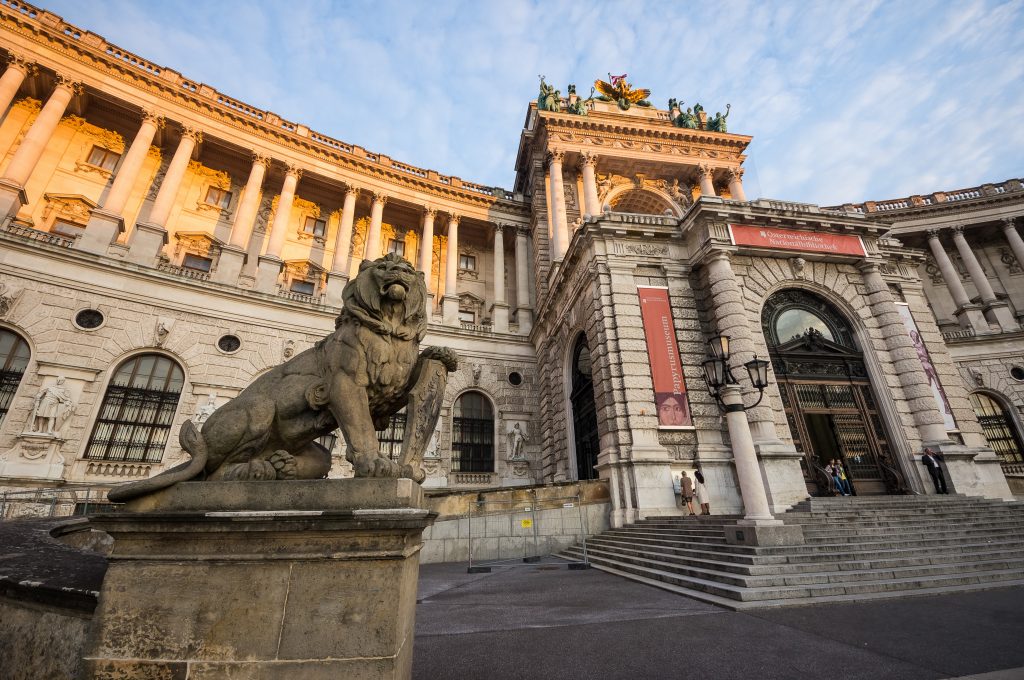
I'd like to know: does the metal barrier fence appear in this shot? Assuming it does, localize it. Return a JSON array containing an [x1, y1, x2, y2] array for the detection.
[[0, 484, 113, 519], [466, 488, 590, 573]]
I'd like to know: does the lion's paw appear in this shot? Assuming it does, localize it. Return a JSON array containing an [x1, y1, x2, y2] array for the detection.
[[402, 463, 426, 483], [352, 452, 402, 478], [269, 450, 298, 480], [222, 460, 276, 481]]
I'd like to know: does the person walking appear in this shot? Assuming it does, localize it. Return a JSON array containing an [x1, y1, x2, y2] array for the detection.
[[679, 471, 696, 515], [922, 448, 948, 494], [694, 468, 711, 515]]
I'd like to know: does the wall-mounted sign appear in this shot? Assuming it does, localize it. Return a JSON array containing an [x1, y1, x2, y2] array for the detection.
[[637, 286, 693, 428], [729, 224, 866, 257], [894, 303, 957, 431]]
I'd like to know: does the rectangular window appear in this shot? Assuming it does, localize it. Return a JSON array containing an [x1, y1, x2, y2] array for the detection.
[[459, 254, 476, 271], [51, 220, 85, 238], [87, 146, 121, 171], [458, 310, 476, 324], [291, 280, 315, 296], [387, 239, 405, 257], [205, 186, 232, 210], [182, 254, 213, 273], [303, 216, 326, 237], [376, 412, 407, 462]]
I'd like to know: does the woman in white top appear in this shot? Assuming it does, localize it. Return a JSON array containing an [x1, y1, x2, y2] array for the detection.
[[694, 469, 710, 515]]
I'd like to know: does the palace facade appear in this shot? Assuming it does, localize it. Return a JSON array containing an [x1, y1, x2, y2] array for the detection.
[[0, 3, 1019, 524]]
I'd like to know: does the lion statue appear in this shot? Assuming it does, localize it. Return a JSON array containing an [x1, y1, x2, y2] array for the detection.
[[109, 253, 457, 503]]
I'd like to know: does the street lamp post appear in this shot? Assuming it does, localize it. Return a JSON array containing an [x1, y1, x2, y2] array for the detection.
[[700, 336, 786, 531]]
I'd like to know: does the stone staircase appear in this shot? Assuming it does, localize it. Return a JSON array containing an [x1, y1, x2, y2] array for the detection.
[[558, 495, 1024, 610]]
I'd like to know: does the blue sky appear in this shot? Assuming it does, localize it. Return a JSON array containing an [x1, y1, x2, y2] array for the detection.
[[42, 0, 1024, 205]]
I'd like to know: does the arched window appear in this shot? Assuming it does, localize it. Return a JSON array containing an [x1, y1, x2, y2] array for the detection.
[[85, 354, 184, 463], [570, 334, 600, 480], [452, 391, 494, 473], [0, 329, 30, 426], [969, 392, 1024, 464]]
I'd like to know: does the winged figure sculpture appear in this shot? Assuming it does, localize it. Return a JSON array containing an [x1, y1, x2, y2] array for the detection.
[[593, 73, 651, 110]]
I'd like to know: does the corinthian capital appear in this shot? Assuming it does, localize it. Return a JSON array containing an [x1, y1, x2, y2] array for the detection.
[[372, 190, 388, 205], [493, 222, 506, 235], [925, 228, 943, 240], [448, 213, 461, 227], [140, 108, 165, 129], [546, 149, 565, 168], [577, 151, 598, 170], [54, 73, 84, 96], [251, 151, 271, 167], [697, 163, 714, 180], [180, 125, 203, 143], [1002, 217, 1019, 231], [6, 53, 37, 76], [423, 206, 437, 219], [950, 224, 965, 236], [284, 162, 303, 179], [727, 167, 744, 182]]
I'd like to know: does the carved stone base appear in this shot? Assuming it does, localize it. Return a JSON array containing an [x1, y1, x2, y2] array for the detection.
[[0, 177, 27, 221], [211, 244, 246, 285], [516, 306, 533, 335], [954, 303, 992, 334], [323, 269, 348, 307], [82, 479, 435, 679], [491, 301, 510, 333], [77, 207, 124, 255], [0, 432, 66, 480], [126, 221, 167, 265], [441, 294, 460, 326], [255, 254, 284, 293], [984, 300, 1019, 332]]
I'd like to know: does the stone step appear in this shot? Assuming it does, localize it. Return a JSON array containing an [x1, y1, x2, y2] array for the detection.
[[797, 523, 1024, 541]]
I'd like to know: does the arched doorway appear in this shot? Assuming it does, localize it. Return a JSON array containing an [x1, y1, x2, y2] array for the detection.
[[85, 354, 184, 463], [0, 328, 30, 427], [762, 290, 899, 496], [969, 392, 1024, 465], [451, 391, 494, 473], [570, 335, 599, 480]]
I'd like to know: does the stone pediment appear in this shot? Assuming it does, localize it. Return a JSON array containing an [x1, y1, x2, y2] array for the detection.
[[284, 259, 328, 282], [42, 193, 99, 225], [775, 329, 856, 357], [173, 231, 224, 258]]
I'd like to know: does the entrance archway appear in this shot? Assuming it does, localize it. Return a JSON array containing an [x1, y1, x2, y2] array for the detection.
[[762, 289, 899, 496], [570, 334, 599, 481]]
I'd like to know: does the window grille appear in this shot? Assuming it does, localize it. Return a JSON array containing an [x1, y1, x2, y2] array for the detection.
[[85, 354, 184, 463], [0, 329, 30, 426], [377, 411, 406, 461], [970, 392, 1024, 464], [452, 391, 493, 472]]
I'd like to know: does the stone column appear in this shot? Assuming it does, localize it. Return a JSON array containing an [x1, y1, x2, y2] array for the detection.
[[926, 229, 988, 332], [859, 262, 949, 445], [515, 226, 533, 334], [727, 168, 747, 202], [579, 152, 600, 218], [1002, 218, 1024, 271], [952, 225, 1017, 331], [697, 164, 717, 198], [491, 223, 509, 332], [213, 153, 269, 284], [79, 109, 164, 254], [419, 207, 437, 319], [0, 54, 36, 119], [126, 125, 201, 265], [719, 385, 775, 523], [256, 163, 301, 292], [364, 192, 387, 260], [325, 186, 359, 306], [548, 150, 570, 261], [442, 214, 460, 325], [0, 74, 80, 220]]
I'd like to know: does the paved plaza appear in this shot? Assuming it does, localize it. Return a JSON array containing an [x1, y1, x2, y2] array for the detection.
[[413, 559, 1024, 680]]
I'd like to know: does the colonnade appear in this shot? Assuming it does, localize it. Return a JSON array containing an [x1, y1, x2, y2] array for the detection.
[[0, 59, 533, 333], [926, 225, 1020, 333]]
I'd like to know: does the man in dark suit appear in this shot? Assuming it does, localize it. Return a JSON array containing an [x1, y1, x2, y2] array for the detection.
[[922, 448, 948, 494]]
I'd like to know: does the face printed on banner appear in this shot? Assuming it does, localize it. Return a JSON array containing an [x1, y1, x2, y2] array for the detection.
[[657, 393, 689, 426]]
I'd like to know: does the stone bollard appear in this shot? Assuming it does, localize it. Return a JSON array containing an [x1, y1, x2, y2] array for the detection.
[[81, 478, 434, 679]]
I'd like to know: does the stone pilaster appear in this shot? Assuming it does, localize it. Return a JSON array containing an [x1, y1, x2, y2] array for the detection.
[[926, 229, 988, 332], [491, 223, 509, 332], [547, 150, 570, 260], [951, 226, 1017, 331], [515, 226, 533, 334]]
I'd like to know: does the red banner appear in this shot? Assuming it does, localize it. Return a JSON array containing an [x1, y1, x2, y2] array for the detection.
[[730, 224, 866, 257], [637, 286, 692, 428]]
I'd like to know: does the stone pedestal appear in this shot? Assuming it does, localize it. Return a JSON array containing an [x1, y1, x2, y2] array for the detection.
[[491, 301, 510, 333], [516, 307, 533, 335], [954, 303, 992, 333], [323, 270, 348, 307], [754, 442, 808, 513], [918, 444, 1013, 500], [77, 208, 124, 255], [629, 444, 680, 519], [255, 254, 284, 293], [441, 294, 459, 326], [0, 177, 26, 221], [126, 221, 167, 265], [0, 432, 66, 480], [985, 300, 1019, 332], [211, 244, 246, 285], [724, 521, 804, 546], [82, 479, 435, 680]]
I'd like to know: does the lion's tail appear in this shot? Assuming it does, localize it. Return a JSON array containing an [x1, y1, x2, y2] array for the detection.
[[107, 420, 209, 503]]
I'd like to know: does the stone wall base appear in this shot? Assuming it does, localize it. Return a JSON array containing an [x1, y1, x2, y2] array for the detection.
[[82, 479, 434, 680]]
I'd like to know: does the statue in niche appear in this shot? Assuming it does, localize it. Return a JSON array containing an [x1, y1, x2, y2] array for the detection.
[[707, 104, 731, 132], [537, 76, 561, 112], [31, 376, 74, 435], [507, 422, 528, 460], [194, 393, 218, 424], [109, 254, 459, 502]]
